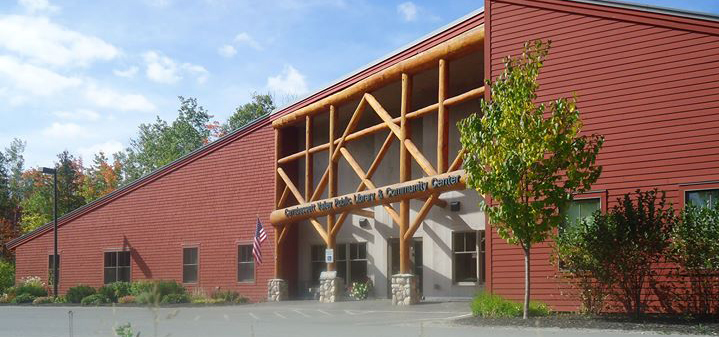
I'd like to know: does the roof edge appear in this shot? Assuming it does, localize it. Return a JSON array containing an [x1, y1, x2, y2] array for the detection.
[[6, 113, 272, 250], [569, 0, 719, 23]]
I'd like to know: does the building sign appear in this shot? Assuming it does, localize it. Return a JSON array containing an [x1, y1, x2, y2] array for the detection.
[[325, 249, 334, 263], [270, 170, 466, 224]]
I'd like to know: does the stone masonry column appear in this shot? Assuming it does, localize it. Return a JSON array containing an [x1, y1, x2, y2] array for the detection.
[[267, 279, 288, 302], [391, 274, 420, 305], [318, 271, 344, 303]]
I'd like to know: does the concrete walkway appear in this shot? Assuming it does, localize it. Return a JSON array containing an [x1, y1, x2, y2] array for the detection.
[[0, 300, 700, 337]]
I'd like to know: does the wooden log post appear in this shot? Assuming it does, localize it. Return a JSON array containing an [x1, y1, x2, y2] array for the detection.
[[399, 73, 412, 275], [438, 59, 449, 173], [327, 105, 337, 272], [305, 116, 313, 200]]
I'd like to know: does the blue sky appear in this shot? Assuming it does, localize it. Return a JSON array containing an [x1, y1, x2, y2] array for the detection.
[[1, 0, 717, 168]]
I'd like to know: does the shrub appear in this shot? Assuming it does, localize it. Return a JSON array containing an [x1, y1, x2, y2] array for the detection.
[[99, 282, 132, 302], [671, 203, 719, 315], [67, 285, 96, 303], [211, 290, 247, 303], [118, 295, 136, 304], [0, 260, 14, 294], [81, 293, 109, 305], [130, 280, 154, 296], [0, 293, 12, 303], [53, 295, 67, 303], [13, 277, 48, 298], [349, 280, 373, 300], [11, 293, 35, 304], [32, 296, 54, 305], [161, 293, 190, 304], [154, 280, 186, 298], [471, 292, 550, 318]]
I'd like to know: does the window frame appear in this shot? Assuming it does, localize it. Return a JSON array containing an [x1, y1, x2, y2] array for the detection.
[[348, 242, 368, 284], [679, 182, 719, 210], [182, 245, 200, 285], [103, 250, 131, 284], [237, 243, 255, 284], [48, 254, 59, 286], [452, 231, 482, 286]]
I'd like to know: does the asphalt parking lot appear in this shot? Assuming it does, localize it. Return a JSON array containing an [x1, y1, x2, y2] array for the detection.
[[0, 300, 702, 337]]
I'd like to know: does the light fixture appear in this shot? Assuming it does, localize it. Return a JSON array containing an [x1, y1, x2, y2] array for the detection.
[[450, 201, 461, 212], [359, 218, 371, 228]]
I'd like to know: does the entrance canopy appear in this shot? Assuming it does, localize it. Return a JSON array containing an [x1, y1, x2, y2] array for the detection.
[[271, 26, 485, 277]]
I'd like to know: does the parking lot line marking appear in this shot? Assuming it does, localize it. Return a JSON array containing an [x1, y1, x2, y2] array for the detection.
[[293, 309, 311, 318], [274, 312, 287, 319], [249, 312, 260, 320], [317, 309, 332, 316]]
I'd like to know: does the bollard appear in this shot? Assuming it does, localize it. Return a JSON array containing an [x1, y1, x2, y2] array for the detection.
[[68, 310, 74, 337]]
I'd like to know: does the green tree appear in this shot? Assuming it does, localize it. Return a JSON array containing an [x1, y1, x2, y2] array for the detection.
[[4, 139, 26, 228], [221, 93, 274, 135], [119, 96, 213, 184], [458, 40, 604, 319]]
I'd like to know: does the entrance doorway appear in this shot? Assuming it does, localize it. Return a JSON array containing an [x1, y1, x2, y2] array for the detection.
[[387, 238, 423, 298]]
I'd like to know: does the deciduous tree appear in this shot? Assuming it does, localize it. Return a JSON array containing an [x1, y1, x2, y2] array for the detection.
[[458, 40, 604, 319]]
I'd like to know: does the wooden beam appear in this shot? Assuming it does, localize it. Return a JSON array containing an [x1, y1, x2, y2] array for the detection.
[[272, 26, 484, 128], [311, 218, 330, 244], [421, 196, 447, 208], [351, 209, 374, 218], [437, 58, 449, 173], [276, 86, 485, 164], [404, 194, 437, 241], [278, 224, 289, 244], [305, 116, 313, 200], [448, 148, 465, 172], [327, 105, 337, 271], [339, 147, 401, 225], [271, 170, 466, 224], [399, 72, 411, 274], [277, 167, 304, 203], [404, 139, 437, 176], [365, 93, 401, 139], [277, 186, 290, 209]]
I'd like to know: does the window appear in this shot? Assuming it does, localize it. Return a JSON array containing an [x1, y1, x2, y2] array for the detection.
[[348, 243, 367, 284], [48, 254, 59, 285], [104, 251, 130, 284], [237, 245, 254, 283], [310, 242, 368, 284], [453, 231, 485, 284], [686, 189, 719, 209], [183, 247, 199, 284], [561, 198, 601, 233], [310, 244, 326, 285]]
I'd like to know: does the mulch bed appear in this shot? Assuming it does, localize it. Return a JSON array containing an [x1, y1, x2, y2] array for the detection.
[[456, 313, 719, 335]]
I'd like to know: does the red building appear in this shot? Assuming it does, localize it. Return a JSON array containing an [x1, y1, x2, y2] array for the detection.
[[7, 0, 719, 310]]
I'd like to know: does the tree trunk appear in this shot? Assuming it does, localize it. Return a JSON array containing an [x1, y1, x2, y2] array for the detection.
[[523, 245, 530, 319]]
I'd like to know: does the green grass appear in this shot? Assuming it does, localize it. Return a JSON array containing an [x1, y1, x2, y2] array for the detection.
[[471, 292, 551, 318]]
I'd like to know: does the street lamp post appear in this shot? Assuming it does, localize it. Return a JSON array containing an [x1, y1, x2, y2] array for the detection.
[[42, 167, 58, 297]]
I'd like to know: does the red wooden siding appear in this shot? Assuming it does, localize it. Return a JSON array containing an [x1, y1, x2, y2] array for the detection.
[[486, 0, 719, 312], [14, 122, 278, 302]]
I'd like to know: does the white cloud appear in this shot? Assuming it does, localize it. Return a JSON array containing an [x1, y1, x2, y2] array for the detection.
[[0, 55, 82, 96], [84, 84, 156, 112], [397, 2, 418, 22], [267, 65, 308, 96], [143, 51, 208, 84], [0, 15, 119, 67], [53, 109, 101, 121], [18, 0, 59, 14], [234, 32, 262, 51], [78, 140, 124, 160], [41, 122, 89, 140], [218, 44, 237, 58], [113, 66, 138, 78]]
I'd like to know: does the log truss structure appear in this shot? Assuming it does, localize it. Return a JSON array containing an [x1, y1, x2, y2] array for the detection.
[[271, 27, 485, 277]]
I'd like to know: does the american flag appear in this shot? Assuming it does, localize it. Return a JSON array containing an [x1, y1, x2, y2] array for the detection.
[[253, 217, 267, 265]]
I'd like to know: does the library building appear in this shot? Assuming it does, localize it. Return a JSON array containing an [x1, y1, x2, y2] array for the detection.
[[7, 0, 719, 311]]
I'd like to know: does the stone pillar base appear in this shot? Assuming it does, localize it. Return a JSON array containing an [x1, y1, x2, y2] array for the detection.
[[319, 271, 344, 303], [391, 274, 420, 305], [267, 279, 288, 302]]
